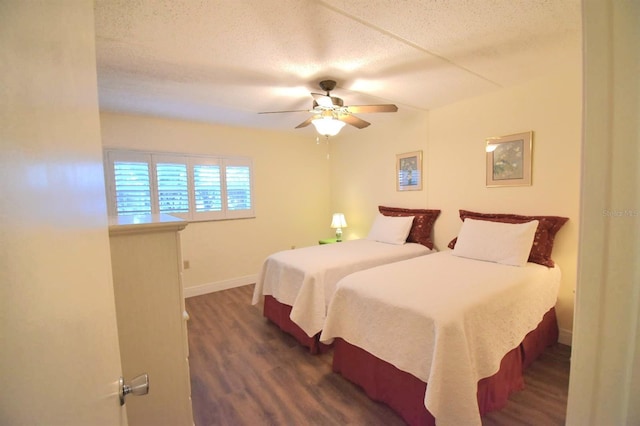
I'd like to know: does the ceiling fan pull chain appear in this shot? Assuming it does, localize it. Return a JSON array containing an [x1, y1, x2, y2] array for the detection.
[[314, 135, 331, 159], [325, 136, 330, 160]]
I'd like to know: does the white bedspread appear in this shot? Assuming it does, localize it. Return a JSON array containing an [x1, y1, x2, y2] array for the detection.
[[252, 239, 433, 337], [320, 251, 561, 426]]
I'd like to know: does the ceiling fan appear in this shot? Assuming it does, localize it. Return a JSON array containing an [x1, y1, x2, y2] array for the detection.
[[259, 80, 398, 136]]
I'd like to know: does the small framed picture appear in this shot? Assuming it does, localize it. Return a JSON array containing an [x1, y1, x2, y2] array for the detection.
[[486, 132, 532, 187], [396, 151, 423, 191]]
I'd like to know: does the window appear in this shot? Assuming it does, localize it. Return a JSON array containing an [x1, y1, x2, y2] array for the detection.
[[224, 159, 253, 216], [104, 150, 254, 221], [156, 159, 189, 214], [193, 163, 222, 213]]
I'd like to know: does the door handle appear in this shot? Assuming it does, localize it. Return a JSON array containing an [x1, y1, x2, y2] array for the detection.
[[119, 373, 149, 406]]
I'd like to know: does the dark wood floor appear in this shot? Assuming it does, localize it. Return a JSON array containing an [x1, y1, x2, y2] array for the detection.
[[186, 285, 571, 425]]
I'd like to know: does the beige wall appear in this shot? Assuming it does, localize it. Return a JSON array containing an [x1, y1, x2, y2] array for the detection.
[[331, 69, 582, 342], [100, 112, 331, 294], [427, 70, 582, 340], [101, 66, 581, 340], [329, 108, 430, 239]]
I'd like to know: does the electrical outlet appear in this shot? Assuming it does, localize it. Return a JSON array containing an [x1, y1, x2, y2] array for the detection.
[[183, 260, 190, 269]]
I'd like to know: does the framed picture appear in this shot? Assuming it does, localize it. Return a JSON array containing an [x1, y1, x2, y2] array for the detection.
[[485, 131, 532, 187], [396, 151, 423, 191]]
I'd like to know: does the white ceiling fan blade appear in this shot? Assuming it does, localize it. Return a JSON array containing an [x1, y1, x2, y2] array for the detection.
[[311, 93, 335, 108]]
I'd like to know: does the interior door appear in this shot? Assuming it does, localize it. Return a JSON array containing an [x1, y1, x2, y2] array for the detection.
[[0, 2, 126, 425]]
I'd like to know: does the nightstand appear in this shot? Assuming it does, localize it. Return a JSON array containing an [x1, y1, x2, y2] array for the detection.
[[319, 238, 340, 244]]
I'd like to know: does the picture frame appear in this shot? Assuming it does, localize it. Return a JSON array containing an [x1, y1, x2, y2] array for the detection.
[[396, 150, 423, 191], [485, 131, 532, 187]]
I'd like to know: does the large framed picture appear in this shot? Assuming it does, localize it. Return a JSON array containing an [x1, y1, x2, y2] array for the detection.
[[485, 131, 532, 187], [396, 150, 422, 191]]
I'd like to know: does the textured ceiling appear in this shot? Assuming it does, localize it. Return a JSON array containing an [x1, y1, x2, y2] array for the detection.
[[94, 0, 581, 134]]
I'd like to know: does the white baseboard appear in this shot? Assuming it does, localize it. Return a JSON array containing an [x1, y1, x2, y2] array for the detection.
[[558, 327, 573, 346], [184, 274, 257, 298]]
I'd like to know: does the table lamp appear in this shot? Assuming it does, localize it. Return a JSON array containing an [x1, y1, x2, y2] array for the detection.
[[330, 213, 347, 242]]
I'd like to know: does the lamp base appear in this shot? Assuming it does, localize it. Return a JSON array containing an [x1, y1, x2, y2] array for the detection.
[[335, 228, 342, 242]]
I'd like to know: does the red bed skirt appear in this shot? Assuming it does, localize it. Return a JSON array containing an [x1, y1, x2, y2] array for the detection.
[[332, 307, 559, 426], [263, 295, 332, 354]]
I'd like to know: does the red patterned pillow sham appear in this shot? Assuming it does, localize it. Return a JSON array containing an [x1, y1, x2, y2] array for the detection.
[[447, 210, 568, 267], [379, 206, 441, 250]]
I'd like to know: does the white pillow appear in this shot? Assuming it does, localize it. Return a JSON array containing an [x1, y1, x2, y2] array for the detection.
[[452, 218, 539, 266], [366, 213, 414, 245]]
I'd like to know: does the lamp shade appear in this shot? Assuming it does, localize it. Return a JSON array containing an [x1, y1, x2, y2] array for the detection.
[[330, 213, 347, 229], [312, 117, 346, 137]]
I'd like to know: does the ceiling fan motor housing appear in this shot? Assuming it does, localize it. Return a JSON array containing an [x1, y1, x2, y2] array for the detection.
[[319, 79, 337, 93]]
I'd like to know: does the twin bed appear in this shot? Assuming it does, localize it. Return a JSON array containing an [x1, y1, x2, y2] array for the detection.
[[253, 208, 568, 425], [252, 206, 441, 353]]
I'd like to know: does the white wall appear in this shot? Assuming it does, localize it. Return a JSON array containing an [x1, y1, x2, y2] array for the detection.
[[331, 69, 582, 344], [100, 112, 331, 295]]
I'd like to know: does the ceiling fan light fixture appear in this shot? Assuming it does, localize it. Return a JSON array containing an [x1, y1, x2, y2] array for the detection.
[[312, 117, 345, 137], [262, 79, 397, 133]]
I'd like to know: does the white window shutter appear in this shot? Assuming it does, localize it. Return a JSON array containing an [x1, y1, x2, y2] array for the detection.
[[113, 160, 152, 216], [104, 149, 254, 221], [156, 162, 189, 214], [225, 165, 252, 211], [193, 164, 222, 213]]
